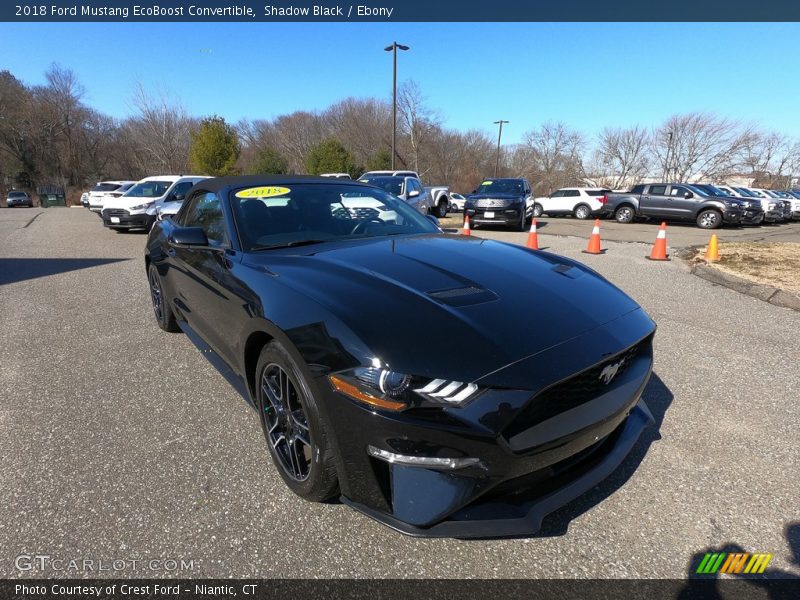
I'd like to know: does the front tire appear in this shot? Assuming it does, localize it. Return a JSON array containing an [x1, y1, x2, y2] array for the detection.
[[256, 341, 339, 502], [148, 264, 180, 332], [533, 203, 543, 218], [696, 209, 722, 229], [434, 199, 448, 218]]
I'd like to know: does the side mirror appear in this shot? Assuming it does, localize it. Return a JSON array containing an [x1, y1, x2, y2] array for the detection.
[[169, 226, 208, 246], [471, 189, 477, 194], [408, 190, 420, 198], [684, 191, 694, 199]]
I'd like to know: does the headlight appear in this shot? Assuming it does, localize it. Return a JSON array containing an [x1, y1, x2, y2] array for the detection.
[[768, 203, 779, 210], [130, 202, 151, 211], [329, 366, 480, 411]]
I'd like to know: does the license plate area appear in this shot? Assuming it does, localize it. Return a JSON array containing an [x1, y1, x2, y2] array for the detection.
[[484, 211, 495, 218]]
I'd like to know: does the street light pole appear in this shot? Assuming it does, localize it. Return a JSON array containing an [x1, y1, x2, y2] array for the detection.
[[384, 42, 410, 170], [493, 120, 509, 178]]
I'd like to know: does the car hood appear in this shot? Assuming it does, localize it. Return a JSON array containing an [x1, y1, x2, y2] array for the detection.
[[467, 193, 525, 202], [247, 234, 644, 383]]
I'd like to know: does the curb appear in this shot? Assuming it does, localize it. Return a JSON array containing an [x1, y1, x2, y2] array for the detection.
[[682, 249, 800, 312]]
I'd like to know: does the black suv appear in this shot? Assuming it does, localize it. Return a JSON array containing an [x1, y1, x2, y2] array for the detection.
[[465, 178, 532, 231]]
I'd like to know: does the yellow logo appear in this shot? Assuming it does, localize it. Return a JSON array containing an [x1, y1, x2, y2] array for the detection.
[[235, 186, 291, 199]]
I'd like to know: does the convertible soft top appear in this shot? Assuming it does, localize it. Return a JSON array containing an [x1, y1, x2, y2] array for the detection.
[[192, 175, 372, 194]]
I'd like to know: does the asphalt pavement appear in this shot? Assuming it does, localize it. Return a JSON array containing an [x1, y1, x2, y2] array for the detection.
[[0, 207, 798, 580]]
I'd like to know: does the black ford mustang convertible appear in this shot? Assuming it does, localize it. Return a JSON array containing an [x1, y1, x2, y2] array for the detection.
[[145, 175, 656, 537]]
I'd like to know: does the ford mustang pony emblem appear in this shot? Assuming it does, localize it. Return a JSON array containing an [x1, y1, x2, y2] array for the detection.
[[599, 358, 626, 384]]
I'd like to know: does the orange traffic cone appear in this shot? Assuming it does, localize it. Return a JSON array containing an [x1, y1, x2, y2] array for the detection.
[[463, 215, 471, 236], [705, 234, 720, 262], [526, 219, 540, 250], [646, 222, 670, 261], [582, 219, 604, 254]]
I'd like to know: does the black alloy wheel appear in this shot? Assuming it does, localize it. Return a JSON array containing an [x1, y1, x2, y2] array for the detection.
[[148, 264, 180, 332], [255, 342, 338, 501]]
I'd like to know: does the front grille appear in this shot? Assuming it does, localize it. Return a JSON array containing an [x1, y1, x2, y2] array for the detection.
[[103, 209, 130, 218], [503, 341, 647, 442], [475, 199, 508, 209]]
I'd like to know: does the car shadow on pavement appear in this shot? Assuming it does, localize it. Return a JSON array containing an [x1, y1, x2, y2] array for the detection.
[[529, 371, 674, 538], [0, 257, 130, 286]]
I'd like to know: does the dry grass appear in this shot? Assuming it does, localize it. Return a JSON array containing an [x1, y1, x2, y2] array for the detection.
[[690, 241, 800, 294]]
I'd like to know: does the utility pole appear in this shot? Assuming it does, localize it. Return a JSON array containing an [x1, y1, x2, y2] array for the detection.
[[384, 42, 410, 170], [494, 120, 509, 178]]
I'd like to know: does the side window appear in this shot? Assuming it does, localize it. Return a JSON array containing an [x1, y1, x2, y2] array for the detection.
[[550, 190, 564, 198], [564, 190, 580, 197], [407, 179, 421, 194], [670, 186, 689, 197], [630, 184, 645, 194], [649, 185, 667, 196], [169, 181, 194, 200], [182, 192, 229, 246]]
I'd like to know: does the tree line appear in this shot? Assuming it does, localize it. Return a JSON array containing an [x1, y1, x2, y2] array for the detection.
[[2, 65, 799, 203]]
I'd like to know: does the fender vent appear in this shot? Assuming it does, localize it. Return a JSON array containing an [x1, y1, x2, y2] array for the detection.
[[426, 286, 498, 307]]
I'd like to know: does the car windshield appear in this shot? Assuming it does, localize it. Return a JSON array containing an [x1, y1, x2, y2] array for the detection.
[[231, 183, 439, 251], [358, 176, 403, 196], [124, 181, 172, 198], [695, 184, 727, 197], [735, 188, 757, 197], [116, 183, 135, 193], [474, 180, 524, 195], [91, 183, 120, 192], [8, 191, 27, 198]]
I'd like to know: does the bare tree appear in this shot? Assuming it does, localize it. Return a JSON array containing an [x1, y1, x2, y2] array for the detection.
[[126, 84, 193, 173], [520, 121, 587, 194], [397, 80, 439, 175], [593, 125, 651, 189], [653, 112, 750, 182]]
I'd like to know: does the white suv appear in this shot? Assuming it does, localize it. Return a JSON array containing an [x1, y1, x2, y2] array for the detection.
[[86, 181, 137, 213], [530, 187, 611, 219], [101, 175, 207, 231]]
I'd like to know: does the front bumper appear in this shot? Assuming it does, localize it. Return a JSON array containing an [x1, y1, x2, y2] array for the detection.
[[322, 310, 656, 538], [343, 399, 653, 538], [764, 210, 783, 223], [740, 209, 764, 225], [102, 210, 153, 229], [465, 206, 524, 227], [721, 209, 743, 224]]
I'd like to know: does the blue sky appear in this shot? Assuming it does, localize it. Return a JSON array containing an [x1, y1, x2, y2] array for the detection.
[[2, 22, 799, 144]]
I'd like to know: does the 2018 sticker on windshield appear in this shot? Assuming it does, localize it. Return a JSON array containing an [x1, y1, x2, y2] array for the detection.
[[235, 186, 291, 198]]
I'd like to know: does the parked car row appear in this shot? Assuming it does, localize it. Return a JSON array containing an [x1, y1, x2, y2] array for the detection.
[[83, 175, 209, 232], [603, 183, 800, 229]]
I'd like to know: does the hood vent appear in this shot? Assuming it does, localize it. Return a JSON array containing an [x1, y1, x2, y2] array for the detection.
[[426, 286, 498, 307]]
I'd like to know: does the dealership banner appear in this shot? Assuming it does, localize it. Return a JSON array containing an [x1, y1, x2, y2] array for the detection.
[[3, 579, 800, 599], [2, 0, 800, 21]]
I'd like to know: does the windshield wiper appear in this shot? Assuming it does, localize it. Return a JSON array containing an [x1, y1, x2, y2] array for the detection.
[[251, 239, 331, 251]]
